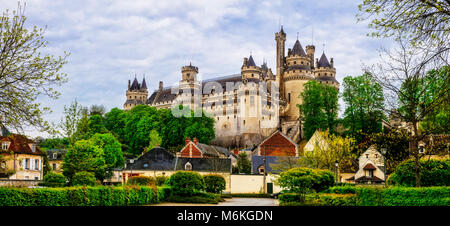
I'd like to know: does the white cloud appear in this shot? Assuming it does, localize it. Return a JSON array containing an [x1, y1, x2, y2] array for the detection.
[[0, 0, 394, 138]]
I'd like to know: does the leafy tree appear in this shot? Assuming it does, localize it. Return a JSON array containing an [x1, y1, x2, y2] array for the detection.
[[38, 137, 69, 150], [59, 100, 83, 145], [73, 107, 90, 142], [236, 152, 251, 174], [388, 159, 450, 187], [62, 139, 106, 184], [147, 129, 162, 151], [86, 114, 108, 137], [418, 66, 450, 134], [88, 105, 106, 116], [104, 107, 127, 139], [72, 171, 97, 186], [304, 131, 357, 173], [342, 73, 385, 141], [0, 3, 69, 133], [357, 0, 449, 59], [299, 81, 339, 140], [42, 171, 66, 187], [184, 110, 215, 144], [366, 37, 449, 186], [89, 133, 124, 181]]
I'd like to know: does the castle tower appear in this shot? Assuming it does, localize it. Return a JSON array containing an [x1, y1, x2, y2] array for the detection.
[[282, 37, 315, 121], [241, 54, 262, 81], [124, 76, 148, 111], [179, 63, 201, 110], [305, 45, 315, 69], [275, 26, 286, 99], [314, 52, 339, 88]]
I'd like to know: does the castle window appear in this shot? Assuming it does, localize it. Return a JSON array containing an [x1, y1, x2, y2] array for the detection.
[[2, 142, 8, 150], [288, 93, 291, 103], [301, 61, 303, 64], [243, 120, 246, 126], [185, 162, 192, 171], [251, 74, 254, 77]]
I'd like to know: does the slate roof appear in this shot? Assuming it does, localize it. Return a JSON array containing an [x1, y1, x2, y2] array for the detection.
[[251, 155, 297, 174], [141, 77, 147, 89], [130, 78, 140, 90], [0, 124, 9, 136], [286, 64, 311, 72], [318, 52, 331, 68], [46, 149, 67, 161], [0, 134, 44, 156], [247, 55, 256, 67], [291, 40, 306, 56], [315, 76, 339, 83], [355, 176, 384, 183], [125, 147, 231, 172]]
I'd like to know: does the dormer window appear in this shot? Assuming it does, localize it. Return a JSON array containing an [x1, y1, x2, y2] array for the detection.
[[366, 154, 369, 158], [53, 153, 58, 160], [2, 142, 9, 150], [185, 162, 192, 171]]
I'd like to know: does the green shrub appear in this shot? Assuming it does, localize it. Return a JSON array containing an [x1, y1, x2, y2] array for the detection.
[[323, 186, 357, 194], [165, 171, 205, 196], [155, 175, 168, 186], [389, 159, 450, 187], [220, 194, 232, 199], [279, 193, 305, 204], [315, 194, 357, 206], [0, 186, 162, 206], [166, 195, 219, 204], [203, 174, 226, 194], [129, 176, 155, 186], [41, 172, 67, 187], [157, 186, 172, 202], [72, 171, 97, 186], [277, 167, 335, 193]]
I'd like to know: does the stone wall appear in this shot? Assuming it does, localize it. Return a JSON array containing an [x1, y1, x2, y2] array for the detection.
[[0, 179, 42, 187]]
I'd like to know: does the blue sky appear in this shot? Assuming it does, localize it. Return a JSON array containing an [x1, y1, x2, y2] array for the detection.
[[0, 0, 393, 138]]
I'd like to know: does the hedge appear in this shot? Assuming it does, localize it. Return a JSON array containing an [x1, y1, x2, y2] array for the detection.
[[279, 186, 450, 206], [389, 159, 450, 187], [0, 186, 169, 206], [322, 186, 357, 194], [231, 193, 272, 198]]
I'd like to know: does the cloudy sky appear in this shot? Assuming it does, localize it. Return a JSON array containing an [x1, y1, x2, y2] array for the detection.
[[0, 0, 393, 138]]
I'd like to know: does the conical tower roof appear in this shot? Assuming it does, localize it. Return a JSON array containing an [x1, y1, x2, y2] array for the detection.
[[318, 52, 331, 68], [130, 77, 140, 90], [247, 55, 256, 67], [141, 77, 147, 89], [292, 40, 306, 56]]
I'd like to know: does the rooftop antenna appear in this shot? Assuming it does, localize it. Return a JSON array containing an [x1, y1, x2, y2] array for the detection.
[[322, 43, 325, 53]]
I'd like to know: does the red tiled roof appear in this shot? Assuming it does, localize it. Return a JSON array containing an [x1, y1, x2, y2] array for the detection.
[[0, 134, 44, 156], [363, 163, 377, 170]]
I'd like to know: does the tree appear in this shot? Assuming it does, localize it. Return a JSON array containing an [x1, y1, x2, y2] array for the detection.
[[147, 129, 162, 151], [89, 133, 124, 181], [59, 100, 83, 145], [62, 139, 106, 184], [366, 37, 449, 186], [299, 81, 339, 140], [184, 109, 215, 144], [342, 73, 385, 141], [88, 105, 106, 116], [357, 0, 450, 66], [104, 107, 127, 139], [236, 152, 251, 174], [0, 3, 69, 133], [304, 130, 357, 173], [86, 114, 107, 137], [418, 66, 450, 134]]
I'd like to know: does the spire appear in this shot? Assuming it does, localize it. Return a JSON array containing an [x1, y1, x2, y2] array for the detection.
[[141, 75, 147, 90], [130, 77, 140, 90], [318, 52, 331, 68], [292, 39, 306, 56], [247, 54, 256, 67]]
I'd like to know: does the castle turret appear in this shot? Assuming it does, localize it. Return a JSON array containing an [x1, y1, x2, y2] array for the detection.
[[124, 75, 148, 111], [241, 54, 262, 81], [181, 62, 198, 83], [275, 27, 286, 99], [314, 52, 339, 88], [305, 45, 315, 69]]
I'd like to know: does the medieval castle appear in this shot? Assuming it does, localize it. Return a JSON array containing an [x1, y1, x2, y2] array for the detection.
[[123, 27, 339, 148]]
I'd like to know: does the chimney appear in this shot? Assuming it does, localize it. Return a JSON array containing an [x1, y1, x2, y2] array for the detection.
[[128, 80, 131, 89], [185, 137, 191, 145], [315, 58, 319, 68], [330, 58, 334, 68], [243, 57, 248, 67], [193, 137, 198, 145], [159, 81, 163, 91]]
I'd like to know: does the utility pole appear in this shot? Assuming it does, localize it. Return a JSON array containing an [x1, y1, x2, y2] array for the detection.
[[263, 146, 266, 193]]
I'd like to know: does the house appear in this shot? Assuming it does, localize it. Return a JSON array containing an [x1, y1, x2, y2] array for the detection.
[[120, 147, 232, 192], [253, 130, 298, 157], [179, 137, 237, 165], [46, 149, 66, 173], [349, 145, 386, 184], [303, 129, 329, 153], [0, 134, 45, 182]]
